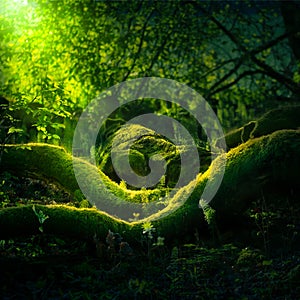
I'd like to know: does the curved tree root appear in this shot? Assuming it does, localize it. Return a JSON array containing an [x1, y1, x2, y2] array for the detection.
[[210, 129, 300, 220], [0, 130, 300, 244]]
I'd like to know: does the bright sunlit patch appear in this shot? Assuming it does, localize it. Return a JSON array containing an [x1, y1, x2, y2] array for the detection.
[[2, 0, 29, 12], [1, 0, 35, 20], [11, 0, 28, 5]]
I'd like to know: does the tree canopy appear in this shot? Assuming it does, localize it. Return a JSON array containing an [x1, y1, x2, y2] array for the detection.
[[0, 0, 299, 145]]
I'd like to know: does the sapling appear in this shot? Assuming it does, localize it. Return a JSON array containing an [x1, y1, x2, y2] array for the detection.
[[32, 205, 49, 233]]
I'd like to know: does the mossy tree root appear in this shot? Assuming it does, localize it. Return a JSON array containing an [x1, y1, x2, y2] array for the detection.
[[0, 143, 166, 219], [210, 129, 300, 220], [0, 130, 300, 244], [215, 105, 300, 150]]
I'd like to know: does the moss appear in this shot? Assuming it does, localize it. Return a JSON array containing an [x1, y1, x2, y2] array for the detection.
[[251, 105, 300, 138], [216, 105, 300, 150], [98, 124, 207, 189], [0, 204, 136, 242], [0, 201, 204, 245], [215, 121, 255, 150], [0, 144, 77, 190], [241, 121, 256, 142], [100, 149, 148, 184], [0, 143, 165, 208], [210, 130, 300, 221], [0, 141, 206, 242]]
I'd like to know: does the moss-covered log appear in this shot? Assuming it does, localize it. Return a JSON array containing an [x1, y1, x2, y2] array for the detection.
[[215, 105, 300, 150], [0, 144, 81, 192], [0, 130, 300, 244], [0, 143, 167, 218], [210, 129, 300, 220], [251, 105, 300, 138], [215, 121, 256, 150]]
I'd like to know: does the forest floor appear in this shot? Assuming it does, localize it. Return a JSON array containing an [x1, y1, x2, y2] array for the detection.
[[0, 172, 299, 300]]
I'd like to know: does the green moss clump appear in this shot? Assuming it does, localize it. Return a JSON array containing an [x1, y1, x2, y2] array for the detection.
[[98, 124, 207, 189]]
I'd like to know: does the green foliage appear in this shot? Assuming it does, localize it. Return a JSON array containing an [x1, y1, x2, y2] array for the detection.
[[0, 0, 298, 150], [249, 199, 277, 255], [200, 199, 216, 226], [32, 204, 49, 232], [128, 278, 153, 297], [0, 237, 299, 299], [200, 199, 220, 244], [236, 247, 264, 267], [286, 264, 300, 286], [119, 179, 127, 190], [79, 199, 90, 208]]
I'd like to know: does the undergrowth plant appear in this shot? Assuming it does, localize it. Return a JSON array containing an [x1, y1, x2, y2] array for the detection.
[[249, 194, 299, 256], [0, 97, 24, 163], [142, 222, 165, 262], [32, 205, 49, 233], [199, 199, 220, 245], [249, 196, 277, 255]]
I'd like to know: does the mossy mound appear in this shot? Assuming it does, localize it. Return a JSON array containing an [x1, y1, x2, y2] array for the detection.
[[97, 123, 209, 189]]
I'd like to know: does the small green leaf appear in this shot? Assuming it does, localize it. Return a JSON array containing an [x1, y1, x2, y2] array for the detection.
[[51, 123, 65, 129], [52, 134, 61, 140], [8, 127, 24, 134]]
